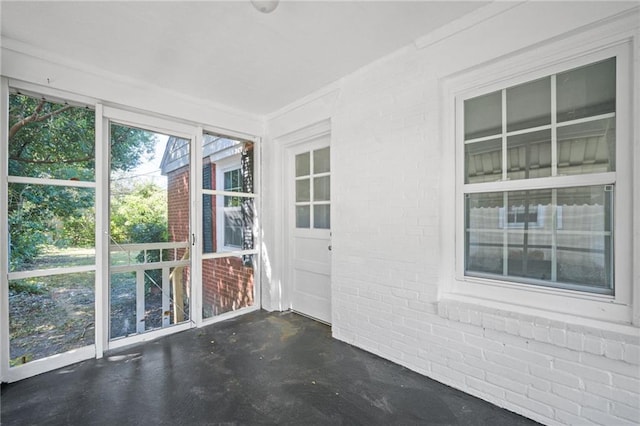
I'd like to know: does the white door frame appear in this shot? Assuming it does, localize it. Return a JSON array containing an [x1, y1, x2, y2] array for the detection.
[[280, 120, 332, 322]]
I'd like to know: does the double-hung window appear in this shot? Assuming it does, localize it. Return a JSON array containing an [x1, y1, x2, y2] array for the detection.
[[459, 45, 631, 300], [222, 167, 243, 249]]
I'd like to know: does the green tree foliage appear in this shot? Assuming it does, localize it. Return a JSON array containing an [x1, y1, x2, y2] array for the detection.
[[110, 181, 168, 245], [8, 93, 157, 270], [110, 180, 168, 294]]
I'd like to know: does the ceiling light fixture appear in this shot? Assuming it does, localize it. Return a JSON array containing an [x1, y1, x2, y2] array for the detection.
[[251, 0, 279, 14]]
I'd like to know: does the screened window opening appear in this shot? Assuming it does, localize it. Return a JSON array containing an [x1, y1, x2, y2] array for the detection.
[[7, 92, 97, 366], [462, 57, 617, 295], [200, 134, 256, 320], [200, 136, 255, 254]]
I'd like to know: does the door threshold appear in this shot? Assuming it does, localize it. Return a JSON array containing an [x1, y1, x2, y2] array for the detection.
[[291, 309, 331, 326]]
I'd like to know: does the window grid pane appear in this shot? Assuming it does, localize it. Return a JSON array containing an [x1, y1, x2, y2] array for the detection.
[[557, 117, 615, 176], [465, 138, 502, 184], [506, 77, 551, 132], [296, 152, 310, 177], [464, 91, 502, 140], [506, 130, 552, 180], [557, 58, 616, 123]]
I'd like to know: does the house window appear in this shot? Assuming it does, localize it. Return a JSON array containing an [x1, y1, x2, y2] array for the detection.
[[462, 56, 619, 295], [223, 168, 243, 248], [213, 151, 253, 252]]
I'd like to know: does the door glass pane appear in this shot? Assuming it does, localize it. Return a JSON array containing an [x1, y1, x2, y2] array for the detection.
[[464, 90, 502, 140], [296, 206, 310, 228], [313, 147, 330, 173], [202, 255, 255, 319], [465, 138, 502, 184], [314, 205, 330, 229], [9, 272, 95, 366], [110, 125, 190, 340], [296, 179, 310, 202], [557, 117, 615, 175], [8, 93, 95, 181], [313, 176, 330, 201], [507, 129, 552, 180], [296, 152, 310, 177], [295, 147, 329, 229], [507, 77, 551, 132], [557, 57, 616, 122]]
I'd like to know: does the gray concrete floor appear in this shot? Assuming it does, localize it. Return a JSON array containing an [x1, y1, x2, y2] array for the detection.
[[1, 310, 539, 425]]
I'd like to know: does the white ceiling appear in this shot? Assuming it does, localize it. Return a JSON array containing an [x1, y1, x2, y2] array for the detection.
[[1, 1, 488, 116]]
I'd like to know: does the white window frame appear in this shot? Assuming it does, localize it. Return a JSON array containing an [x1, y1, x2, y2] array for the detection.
[[442, 35, 634, 325], [222, 168, 243, 248], [214, 154, 244, 252]]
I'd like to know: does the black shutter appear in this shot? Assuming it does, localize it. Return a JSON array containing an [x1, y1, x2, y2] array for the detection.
[[241, 146, 254, 266], [203, 163, 213, 253]]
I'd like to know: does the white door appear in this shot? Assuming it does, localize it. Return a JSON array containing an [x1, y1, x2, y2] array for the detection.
[[288, 136, 331, 324]]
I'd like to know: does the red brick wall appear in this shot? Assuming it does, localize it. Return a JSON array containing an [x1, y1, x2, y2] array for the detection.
[[167, 162, 254, 319], [168, 164, 190, 252], [202, 257, 254, 318], [167, 165, 191, 320]]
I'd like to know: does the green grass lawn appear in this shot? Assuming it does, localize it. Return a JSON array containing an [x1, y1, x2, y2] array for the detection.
[[11, 246, 101, 365]]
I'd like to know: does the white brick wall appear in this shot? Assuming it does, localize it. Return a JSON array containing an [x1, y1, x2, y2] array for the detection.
[[437, 301, 640, 425], [264, 3, 640, 425], [336, 298, 640, 425]]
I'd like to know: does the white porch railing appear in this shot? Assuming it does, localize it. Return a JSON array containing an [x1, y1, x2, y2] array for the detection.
[[110, 241, 190, 333]]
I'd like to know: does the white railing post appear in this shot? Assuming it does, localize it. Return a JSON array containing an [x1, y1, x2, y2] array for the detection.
[[136, 270, 145, 334], [162, 267, 171, 327], [109, 241, 190, 335]]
